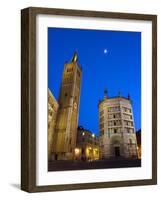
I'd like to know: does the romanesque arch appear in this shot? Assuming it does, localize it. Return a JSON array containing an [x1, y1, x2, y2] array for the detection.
[[109, 135, 123, 157]]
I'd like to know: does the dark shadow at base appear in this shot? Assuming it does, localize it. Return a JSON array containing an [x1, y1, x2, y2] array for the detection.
[[10, 183, 20, 189], [48, 158, 141, 172]]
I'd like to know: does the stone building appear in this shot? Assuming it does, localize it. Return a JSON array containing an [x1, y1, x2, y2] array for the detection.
[[53, 52, 82, 160], [74, 126, 99, 161], [99, 90, 138, 159], [48, 89, 59, 160], [136, 129, 141, 159]]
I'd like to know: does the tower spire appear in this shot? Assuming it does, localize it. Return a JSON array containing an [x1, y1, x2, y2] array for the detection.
[[128, 93, 131, 100], [104, 88, 108, 99], [118, 91, 121, 97], [71, 51, 78, 62]]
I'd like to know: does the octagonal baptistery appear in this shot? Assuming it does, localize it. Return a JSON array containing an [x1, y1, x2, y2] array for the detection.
[[98, 90, 138, 159]]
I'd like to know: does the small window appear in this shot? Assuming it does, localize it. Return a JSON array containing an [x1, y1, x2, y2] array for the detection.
[[69, 138, 71, 144], [67, 67, 73, 73], [100, 130, 104, 135]]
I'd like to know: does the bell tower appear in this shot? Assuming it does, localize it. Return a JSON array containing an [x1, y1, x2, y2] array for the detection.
[[54, 52, 82, 160]]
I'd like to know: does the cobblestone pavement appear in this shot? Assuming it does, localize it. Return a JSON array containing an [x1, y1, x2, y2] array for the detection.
[[48, 158, 141, 171]]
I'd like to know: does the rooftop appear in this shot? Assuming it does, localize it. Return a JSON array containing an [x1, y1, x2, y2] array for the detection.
[[77, 126, 98, 138], [98, 90, 132, 106]]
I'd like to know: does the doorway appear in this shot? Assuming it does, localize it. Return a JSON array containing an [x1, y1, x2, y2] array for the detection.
[[115, 146, 120, 157]]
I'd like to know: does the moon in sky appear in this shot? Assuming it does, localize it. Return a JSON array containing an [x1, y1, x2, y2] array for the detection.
[[104, 49, 108, 54]]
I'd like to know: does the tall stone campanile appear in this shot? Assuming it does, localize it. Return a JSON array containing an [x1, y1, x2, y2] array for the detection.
[[54, 52, 82, 160]]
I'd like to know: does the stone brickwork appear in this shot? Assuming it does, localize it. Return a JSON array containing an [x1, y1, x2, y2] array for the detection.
[[99, 91, 138, 159], [48, 89, 59, 160], [53, 52, 82, 160], [75, 126, 99, 161]]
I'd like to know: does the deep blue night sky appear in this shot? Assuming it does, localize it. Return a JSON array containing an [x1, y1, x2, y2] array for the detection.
[[48, 27, 141, 135]]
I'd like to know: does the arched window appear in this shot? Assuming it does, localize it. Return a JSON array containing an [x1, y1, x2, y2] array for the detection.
[[129, 139, 132, 145]]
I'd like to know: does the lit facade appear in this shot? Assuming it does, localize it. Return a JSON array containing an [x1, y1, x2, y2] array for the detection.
[[74, 126, 99, 161], [48, 89, 59, 160], [136, 130, 141, 159], [54, 52, 82, 160], [99, 90, 138, 159]]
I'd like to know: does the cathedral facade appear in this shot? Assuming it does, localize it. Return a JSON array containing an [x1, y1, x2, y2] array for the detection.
[[53, 52, 82, 160], [99, 90, 138, 159], [48, 89, 59, 160]]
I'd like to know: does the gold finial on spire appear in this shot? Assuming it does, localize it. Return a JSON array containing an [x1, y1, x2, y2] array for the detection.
[[72, 52, 78, 62]]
